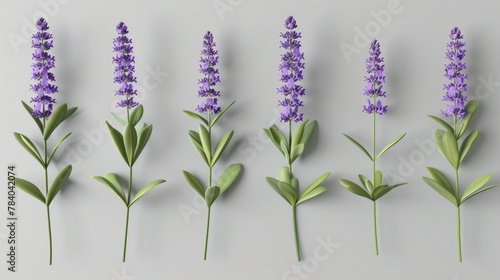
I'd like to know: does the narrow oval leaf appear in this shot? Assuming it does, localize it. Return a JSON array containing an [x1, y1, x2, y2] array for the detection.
[[300, 120, 317, 147], [210, 100, 235, 127], [14, 178, 45, 204], [422, 177, 457, 206], [133, 124, 153, 163], [374, 170, 382, 189], [455, 100, 478, 139], [106, 121, 128, 164], [373, 183, 406, 200], [216, 163, 242, 195], [277, 166, 291, 184], [104, 173, 126, 200], [211, 130, 234, 167], [46, 165, 72, 206], [461, 174, 493, 202], [21, 100, 43, 133], [296, 186, 326, 205], [426, 167, 455, 197], [291, 178, 299, 190], [44, 103, 67, 140], [427, 115, 453, 133], [205, 186, 220, 207], [188, 130, 210, 166], [63, 106, 78, 121], [199, 125, 212, 163], [266, 177, 289, 202], [301, 172, 330, 198], [183, 110, 208, 126], [359, 174, 373, 194], [123, 123, 137, 166], [459, 129, 478, 163], [461, 184, 500, 204], [91, 175, 127, 205], [47, 132, 72, 165], [13, 132, 44, 167], [376, 133, 406, 159], [439, 130, 459, 170], [292, 119, 309, 148], [343, 133, 373, 161], [290, 143, 305, 163], [129, 105, 144, 126], [129, 179, 166, 207], [263, 128, 282, 153], [278, 181, 297, 206], [280, 140, 290, 163], [182, 171, 205, 198], [111, 112, 127, 126], [270, 126, 286, 148], [339, 179, 372, 200]]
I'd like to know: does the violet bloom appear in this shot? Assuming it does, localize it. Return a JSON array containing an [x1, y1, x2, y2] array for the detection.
[[196, 31, 221, 114], [441, 27, 468, 119], [113, 22, 138, 109], [277, 16, 305, 123], [30, 18, 57, 118], [363, 40, 387, 115]]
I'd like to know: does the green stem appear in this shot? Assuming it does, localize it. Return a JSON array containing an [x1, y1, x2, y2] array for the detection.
[[455, 168, 462, 262], [372, 101, 379, 256], [123, 166, 133, 262], [373, 201, 379, 256], [204, 207, 211, 260], [292, 206, 301, 261], [42, 118, 53, 265]]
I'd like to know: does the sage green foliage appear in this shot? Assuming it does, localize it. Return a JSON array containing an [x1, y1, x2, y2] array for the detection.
[[13, 101, 77, 265], [92, 105, 165, 262], [183, 101, 242, 260], [264, 119, 330, 262], [423, 100, 499, 262]]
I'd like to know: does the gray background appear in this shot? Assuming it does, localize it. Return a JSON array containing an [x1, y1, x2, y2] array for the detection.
[[1, 0, 500, 279]]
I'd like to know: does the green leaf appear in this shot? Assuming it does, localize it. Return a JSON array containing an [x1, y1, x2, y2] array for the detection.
[[277, 166, 291, 184], [182, 171, 205, 198], [263, 128, 282, 153], [280, 140, 290, 163], [270, 126, 286, 150], [199, 125, 212, 163], [21, 100, 43, 133], [211, 130, 234, 167], [343, 133, 373, 161], [339, 179, 372, 200], [63, 106, 78, 121], [13, 132, 44, 167], [358, 174, 373, 194], [46, 165, 72, 206], [216, 163, 242, 195], [422, 177, 457, 206], [374, 170, 382, 189], [291, 178, 299, 190], [91, 174, 127, 205], [455, 100, 478, 139], [426, 167, 455, 197], [461, 174, 493, 203], [436, 130, 459, 170], [47, 132, 72, 165], [183, 110, 208, 126], [188, 130, 210, 166], [205, 186, 220, 207], [129, 179, 166, 207], [14, 178, 45, 204], [461, 185, 500, 204], [43, 103, 68, 140], [290, 143, 305, 163], [278, 181, 297, 206], [292, 119, 309, 148], [300, 172, 330, 199], [123, 123, 137, 166], [129, 105, 144, 126], [459, 129, 478, 163], [111, 112, 127, 126], [133, 124, 153, 163], [210, 100, 235, 127], [106, 121, 128, 164], [427, 115, 453, 133], [376, 133, 406, 159], [300, 120, 317, 147], [296, 186, 326, 205], [372, 183, 406, 200], [266, 177, 288, 202]]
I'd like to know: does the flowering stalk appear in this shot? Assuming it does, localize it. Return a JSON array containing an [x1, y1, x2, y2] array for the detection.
[[92, 22, 165, 262], [264, 16, 330, 262], [13, 18, 77, 265], [183, 31, 241, 260], [339, 39, 406, 255], [424, 27, 499, 262]]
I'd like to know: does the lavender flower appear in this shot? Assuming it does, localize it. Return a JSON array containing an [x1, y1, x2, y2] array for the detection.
[[30, 18, 57, 118], [441, 27, 468, 119], [363, 40, 387, 115], [113, 22, 138, 109], [196, 31, 221, 114], [277, 16, 305, 123]]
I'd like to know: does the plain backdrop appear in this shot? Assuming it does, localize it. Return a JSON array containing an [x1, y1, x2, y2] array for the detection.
[[2, 0, 500, 279]]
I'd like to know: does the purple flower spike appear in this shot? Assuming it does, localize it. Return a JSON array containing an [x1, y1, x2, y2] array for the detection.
[[441, 27, 468, 119], [30, 18, 57, 118], [363, 40, 387, 115], [113, 22, 138, 109], [196, 31, 221, 114], [277, 16, 305, 123]]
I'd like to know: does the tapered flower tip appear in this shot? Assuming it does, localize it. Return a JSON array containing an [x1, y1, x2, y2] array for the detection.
[[284, 16, 297, 30], [36, 18, 49, 31], [204, 31, 213, 40], [450, 27, 463, 40], [116, 22, 128, 35]]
